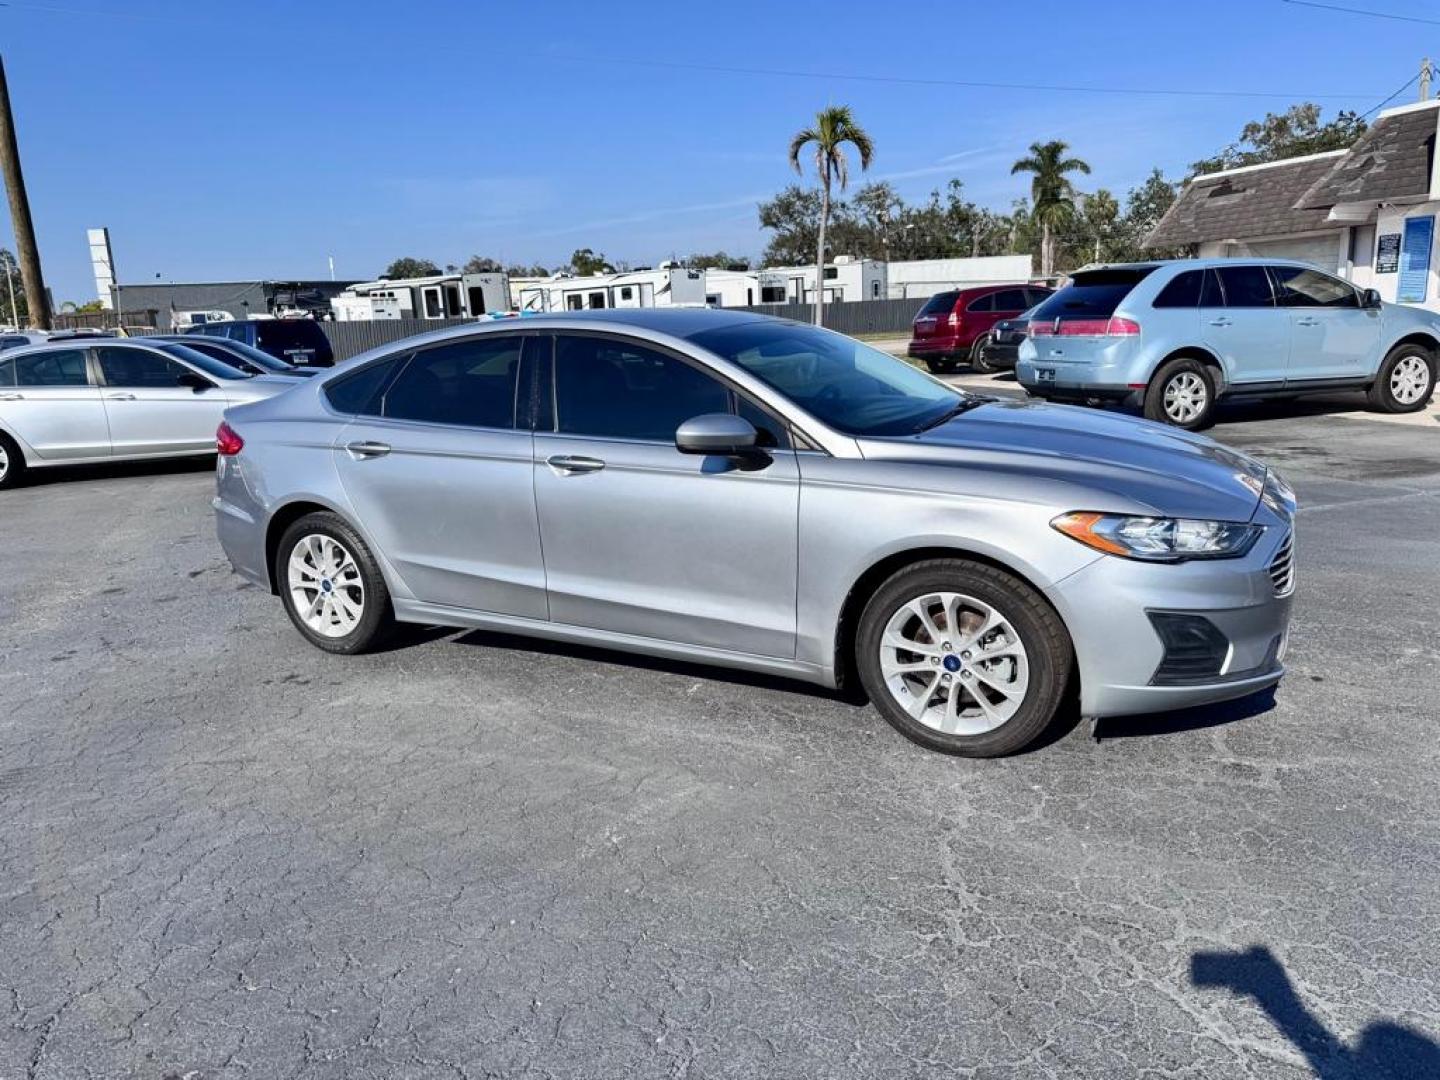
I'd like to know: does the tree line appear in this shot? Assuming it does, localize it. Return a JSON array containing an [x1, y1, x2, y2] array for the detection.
[[371, 102, 1365, 313]]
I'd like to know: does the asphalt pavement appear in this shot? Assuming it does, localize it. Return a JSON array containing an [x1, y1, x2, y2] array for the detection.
[[2, 395, 1438, 1079]]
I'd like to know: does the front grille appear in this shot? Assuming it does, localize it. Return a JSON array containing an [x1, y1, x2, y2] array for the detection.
[[1269, 530, 1296, 597]]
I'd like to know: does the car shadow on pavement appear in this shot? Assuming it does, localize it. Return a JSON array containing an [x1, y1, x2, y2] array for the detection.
[[1191, 946, 1440, 1079], [1093, 686, 1276, 741], [13, 454, 215, 488], [448, 627, 864, 704]]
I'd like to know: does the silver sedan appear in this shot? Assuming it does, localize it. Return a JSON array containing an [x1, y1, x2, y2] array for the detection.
[[0, 339, 301, 489], [213, 310, 1296, 757]]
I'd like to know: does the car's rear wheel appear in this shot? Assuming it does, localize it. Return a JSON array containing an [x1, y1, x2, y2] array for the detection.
[[855, 559, 1073, 757], [277, 511, 394, 654], [1368, 343, 1436, 413], [1145, 357, 1216, 429], [970, 334, 998, 373], [926, 355, 958, 375], [0, 431, 24, 491]]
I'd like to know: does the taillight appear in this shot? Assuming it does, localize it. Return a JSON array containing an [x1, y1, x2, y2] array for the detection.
[[216, 421, 244, 456], [1029, 317, 1140, 338], [947, 312, 961, 329]]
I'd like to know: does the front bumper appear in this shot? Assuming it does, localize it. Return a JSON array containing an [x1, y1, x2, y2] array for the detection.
[[1045, 520, 1295, 718]]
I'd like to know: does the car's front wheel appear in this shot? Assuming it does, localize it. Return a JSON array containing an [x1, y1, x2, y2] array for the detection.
[[277, 511, 395, 654], [855, 559, 1073, 757], [0, 431, 24, 491], [1144, 357, 1216, 429], [1368, 343, 1436, 413]]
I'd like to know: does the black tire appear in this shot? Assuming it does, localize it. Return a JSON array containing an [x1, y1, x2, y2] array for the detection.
[[1367, 343, 1436, 414], [970, 334, 998, 373], [855, 559, 1073, 757], [1144, 356, 1216, 430], [276, 511, 395, 654], [926, 356, 957, 375], [0, 431, 25, 491]]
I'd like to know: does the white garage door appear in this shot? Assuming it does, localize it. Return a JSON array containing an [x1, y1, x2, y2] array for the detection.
[[1236, 235, 1341, 272]]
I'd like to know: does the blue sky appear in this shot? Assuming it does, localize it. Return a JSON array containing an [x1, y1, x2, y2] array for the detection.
[[1, 0, 1432, 302]]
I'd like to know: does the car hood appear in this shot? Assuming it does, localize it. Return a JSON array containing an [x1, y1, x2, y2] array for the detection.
[[857, 397, 1267, 521]]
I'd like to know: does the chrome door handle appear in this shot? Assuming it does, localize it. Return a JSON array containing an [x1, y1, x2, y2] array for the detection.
[[1208, 317, 1232, 327], [106, 392, 137, 401], [0, 392, 22, 401], [547, 454, 606, 475], [346, 440, 391, 459], [1296, 317, 1320, 327]]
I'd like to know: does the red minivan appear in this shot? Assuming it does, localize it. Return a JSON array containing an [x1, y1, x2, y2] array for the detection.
[[907, 283, 1052, 373]]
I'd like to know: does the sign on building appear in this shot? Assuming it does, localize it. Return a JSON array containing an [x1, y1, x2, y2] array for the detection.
[[1398, 216, 1434, 303], [1376, 232, 1401, 274]]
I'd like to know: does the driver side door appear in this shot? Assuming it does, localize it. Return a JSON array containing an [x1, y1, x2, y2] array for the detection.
[[532, 332, 800, 658]]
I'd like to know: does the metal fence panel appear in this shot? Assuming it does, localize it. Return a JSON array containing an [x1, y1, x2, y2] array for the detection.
[[321, 318, 476, 362], [734, 297, 924, 336], [316, 300, 924, 362]]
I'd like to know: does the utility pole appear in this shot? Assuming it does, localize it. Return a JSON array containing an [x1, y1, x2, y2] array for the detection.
[[0, 56, 49, 329], [1422, 58, 1432, 102]]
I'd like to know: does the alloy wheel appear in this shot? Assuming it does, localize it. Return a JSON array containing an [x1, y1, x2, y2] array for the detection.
[[1391, 355, 1430, 405], [878, 591, 1030, 735], [1163, 372, 1208, 423], [0, 443, 8, 483], [287, 533, 365, 638]]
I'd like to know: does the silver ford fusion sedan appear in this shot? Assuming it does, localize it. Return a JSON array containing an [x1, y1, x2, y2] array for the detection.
[[214, 310, 1296, 757]]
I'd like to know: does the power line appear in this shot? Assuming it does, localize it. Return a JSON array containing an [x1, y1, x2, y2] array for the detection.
[[1280, 0, 1440, 25], [548, 52, 1372, 101], [1361, 71, 1420, 116]]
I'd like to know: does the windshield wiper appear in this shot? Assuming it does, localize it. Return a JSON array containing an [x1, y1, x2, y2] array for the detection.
[[913, 395, 995, 433]]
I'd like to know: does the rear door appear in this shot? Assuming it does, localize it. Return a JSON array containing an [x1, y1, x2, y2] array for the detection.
[[532, 332, 799, 657], [95, 345, 225, 456], [331, 334, 547, 619], [1268, 265, 1380, 382], [0, 348, 110, 460], [1205, 264, 1291, 385]]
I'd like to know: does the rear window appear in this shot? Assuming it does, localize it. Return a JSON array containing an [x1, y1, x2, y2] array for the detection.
[[254, 320, 328, 350], [1030, 268, 1155, 322], [917, 291, 959, 316]]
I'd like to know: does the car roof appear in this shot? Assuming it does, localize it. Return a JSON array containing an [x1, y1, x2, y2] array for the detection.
[[1071, 257, 1337, 274]]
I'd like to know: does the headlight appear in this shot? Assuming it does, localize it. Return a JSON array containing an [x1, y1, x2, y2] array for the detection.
[[1051, 511, 1262, 562]]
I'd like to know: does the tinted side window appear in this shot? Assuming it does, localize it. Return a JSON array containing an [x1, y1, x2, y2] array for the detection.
[[97, 347, 191, 387], [382, 336, 522, 428], [1217, 265, 1275, 308], [735, 394, 790, 450], [16, 349, 89, 387], [0, 357, 14, 385], [0, 335, 30, 350], [554, 335, 729, 441], [1271, 266, 1359, 308], [966, 293, 997, 313], [1024, 288, 1053, 307], [991, 289, 1030, 312], [1200, 269, 1224, 308], [1153, 270, 1203, 308], [324, 355, 405, 416]]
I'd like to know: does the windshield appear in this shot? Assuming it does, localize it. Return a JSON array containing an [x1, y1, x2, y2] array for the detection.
[[689, 322, 964, 436], [155, 342, 253, 380], [202, 337, 295, 372]]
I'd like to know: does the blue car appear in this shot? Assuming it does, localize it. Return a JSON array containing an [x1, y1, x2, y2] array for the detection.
[[1016, 259, 1439, 428]]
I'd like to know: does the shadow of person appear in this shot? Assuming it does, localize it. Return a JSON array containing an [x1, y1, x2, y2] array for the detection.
[[1191, 946, 1440, 1079]]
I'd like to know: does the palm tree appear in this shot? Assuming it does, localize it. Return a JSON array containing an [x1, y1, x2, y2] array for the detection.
[[1010, 141, 1091, 277], [789, 106, 874, 325]]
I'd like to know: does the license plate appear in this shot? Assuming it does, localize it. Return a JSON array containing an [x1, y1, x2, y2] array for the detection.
[[1036, 367, 1056, 383]]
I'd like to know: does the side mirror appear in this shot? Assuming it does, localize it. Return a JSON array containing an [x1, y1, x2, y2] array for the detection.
[[1362, 288, 1383, 310], [675, 413, 760, 456], [177, 371, 214, 393]]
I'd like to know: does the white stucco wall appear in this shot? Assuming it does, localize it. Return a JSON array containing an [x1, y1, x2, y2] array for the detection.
[[1371, 202, 1440, 313]]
